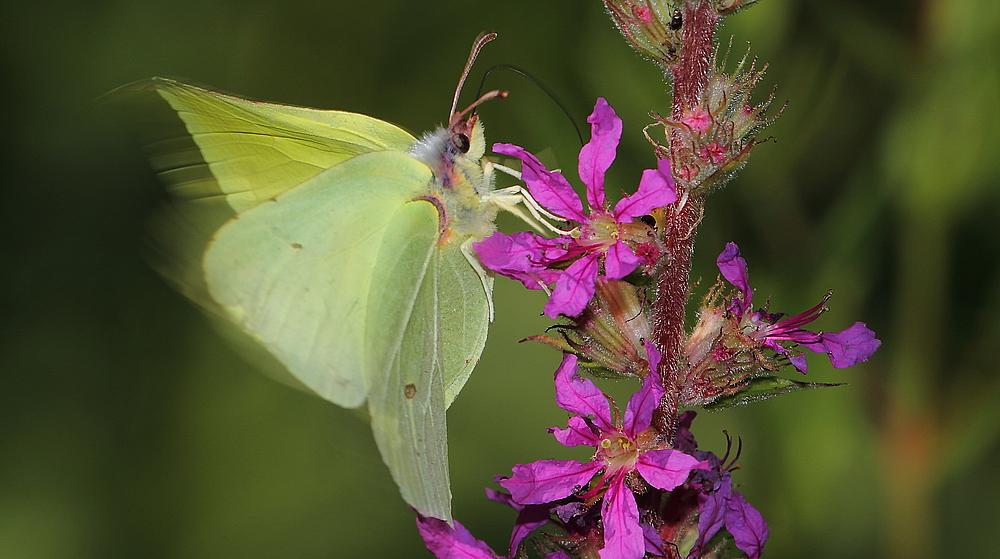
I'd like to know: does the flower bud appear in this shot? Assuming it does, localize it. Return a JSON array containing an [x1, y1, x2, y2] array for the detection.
[[652, 45, 781, 192], [603, 1, 686, 70], [713, 0, 760, 15], [527, 280, 653, 379]]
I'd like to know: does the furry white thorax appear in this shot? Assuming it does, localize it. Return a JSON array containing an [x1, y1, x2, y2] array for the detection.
[[409, 128, 451, 171], [407, 121, 497, 244]]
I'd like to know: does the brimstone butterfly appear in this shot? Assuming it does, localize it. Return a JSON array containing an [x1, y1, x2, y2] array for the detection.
[[120, 32, 542, 521]]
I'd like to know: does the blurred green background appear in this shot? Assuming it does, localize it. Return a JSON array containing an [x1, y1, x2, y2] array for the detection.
[[2, 0, 998, 558]]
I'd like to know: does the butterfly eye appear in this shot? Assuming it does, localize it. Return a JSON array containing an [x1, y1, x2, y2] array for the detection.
[[452, 133, 471, 154], [640, 214, 657, 228], [669, 10, 683, 30]]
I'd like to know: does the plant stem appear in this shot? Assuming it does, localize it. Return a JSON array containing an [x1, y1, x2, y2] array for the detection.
[[651, 0, 719, 444]]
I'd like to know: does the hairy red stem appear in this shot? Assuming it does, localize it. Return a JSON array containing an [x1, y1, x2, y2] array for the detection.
[[652, 0, 719, 444]]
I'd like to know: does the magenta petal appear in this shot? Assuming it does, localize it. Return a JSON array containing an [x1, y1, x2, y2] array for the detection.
[[485, 488, 519, 509], [613, 159, 678, 220], [545, 252, 600, 318], [474, 231, 546, 272], [692, 475, 730, 556], [550, 415, 602, 447], [509, 505, 551, 558], [622, 352, 664, 436], [604, 240, 642, 280], [645, 339, 662, 374], [494, 142, 587, 222], [547, 552, 572, 559], [643, 522, 665, 556], [416, 513, 500, 559], [474, 231, 571, 290], [726, 490, 770, 559], [578, 98, 621, 209], [716, 242, 752, 308], [501, 459, 603, 505], [599, 475, 643, 559], [636, 450, 706, 491], [818, 322, 881, 368], [554, 354, 614, 431], [789, 353, 810, 374], [674, 410, 699, 454]]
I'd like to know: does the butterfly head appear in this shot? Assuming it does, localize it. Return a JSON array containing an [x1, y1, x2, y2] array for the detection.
[[446, 96, 498, 163]]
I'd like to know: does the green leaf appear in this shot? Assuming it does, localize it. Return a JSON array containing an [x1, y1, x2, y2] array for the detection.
[[702, 376, 846, 411]]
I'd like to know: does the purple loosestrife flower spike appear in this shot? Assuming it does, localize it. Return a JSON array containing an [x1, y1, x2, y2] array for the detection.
[[500, 351, 707, 559], [475, 99, 677, 318]]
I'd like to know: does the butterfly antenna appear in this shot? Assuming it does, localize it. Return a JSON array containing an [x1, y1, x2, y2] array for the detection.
[[476, 64, 585, 146], [450, 31, 498, 121]]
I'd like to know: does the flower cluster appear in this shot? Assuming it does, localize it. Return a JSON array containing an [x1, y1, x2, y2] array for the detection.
[[474, 98, 676, 319], [652, 49, 778, 193], [500, 348, 706, 559], [671, 411, 769, 559], [602, 1, 762, 72], [417, 353, 769, 559], [602, 1, 687, 70]]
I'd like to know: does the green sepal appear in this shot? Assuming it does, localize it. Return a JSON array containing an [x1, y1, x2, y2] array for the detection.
[[577, 360, 634, 381], [621, 268, 654, 287], [522, 334, 573, 353], [524, 335, 636, 381], [702, 376, 846, 411]]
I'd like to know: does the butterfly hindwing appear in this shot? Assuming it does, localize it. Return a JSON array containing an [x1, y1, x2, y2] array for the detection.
[[364, 204, 493, 520], [365, 198, 448, 519], [435, 241, 493, 408]]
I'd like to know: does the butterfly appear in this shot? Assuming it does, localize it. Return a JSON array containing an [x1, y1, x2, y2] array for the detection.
[[118, 32, 543, 521]]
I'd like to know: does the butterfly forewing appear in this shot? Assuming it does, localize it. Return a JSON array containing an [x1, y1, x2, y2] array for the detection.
[[122, 77, 417, 213]]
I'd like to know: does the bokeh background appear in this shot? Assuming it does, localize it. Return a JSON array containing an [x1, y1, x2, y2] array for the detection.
[[2, 0, 998, 558]]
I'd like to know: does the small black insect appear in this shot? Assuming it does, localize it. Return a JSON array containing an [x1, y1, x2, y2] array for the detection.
[[669, 9, 683, 30]]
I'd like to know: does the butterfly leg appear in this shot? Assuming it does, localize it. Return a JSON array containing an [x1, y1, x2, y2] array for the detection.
[[489, 186, 572, 236], [490, 162, 565, 221], [461, 239, 494, 322], [484, 161, 564, 232]]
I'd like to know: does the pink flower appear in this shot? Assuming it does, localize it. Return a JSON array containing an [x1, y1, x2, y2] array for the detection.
[[474, 98, 676, 318], [500, 347, 706, 559], [715, 242, 881, 373], [674, 412, 769, 559]]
